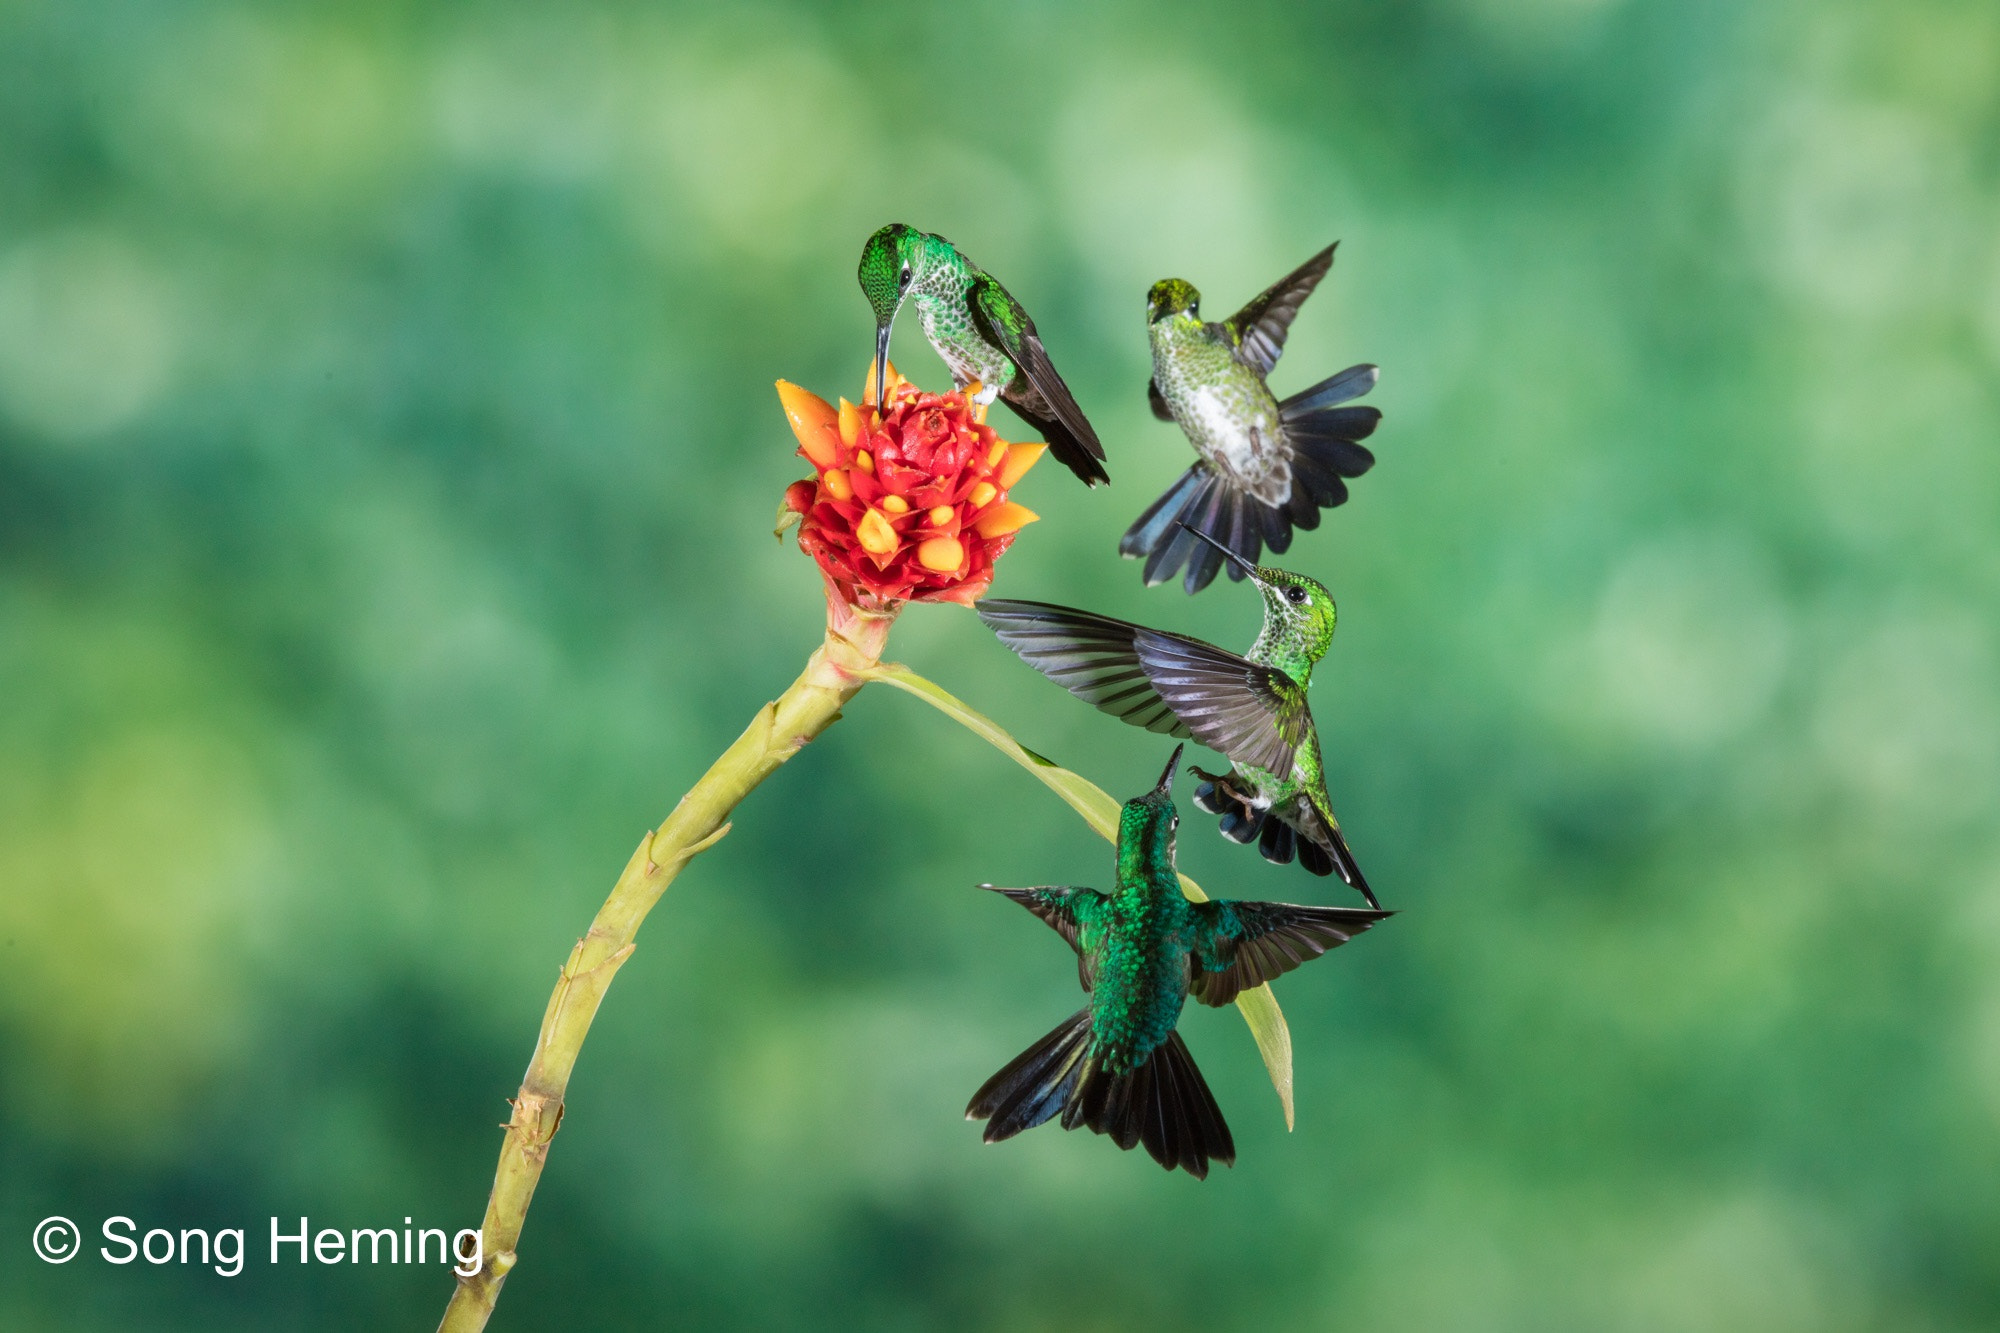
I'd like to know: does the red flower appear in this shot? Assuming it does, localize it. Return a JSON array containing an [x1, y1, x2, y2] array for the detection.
[[777, 363, 1042, 609]]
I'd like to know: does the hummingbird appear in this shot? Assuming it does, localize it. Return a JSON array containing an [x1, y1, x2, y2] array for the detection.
[[858, 223, 1110, 487], [977, 528, 1379, 908], [1122, 242, 1382, 593], [968, 745, 1392, 1178]]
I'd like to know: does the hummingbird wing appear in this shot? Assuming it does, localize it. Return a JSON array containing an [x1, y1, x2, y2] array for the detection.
[[976, 600, 1309, 773], [967, 273, 1108, 484], [981, 884, 1109, 990], [1146, 377, 1174, 421], [976, 599, 1191, 735], [1186, 899, 1393, 1007], [1129, 634, 1310, 777], [1224, 243, 1337, 377]]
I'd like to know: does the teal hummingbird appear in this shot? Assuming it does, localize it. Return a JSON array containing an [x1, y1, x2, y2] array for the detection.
[[969, 745, 1391, 1177], [978, 528, 1379, 907], [1122, 243, 1382, 593], [858, 223, 1109, 486]]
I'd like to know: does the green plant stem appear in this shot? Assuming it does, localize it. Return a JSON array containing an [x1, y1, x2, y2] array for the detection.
[[436, 604, 1299, 1333], [435, 592, 896, 1333]]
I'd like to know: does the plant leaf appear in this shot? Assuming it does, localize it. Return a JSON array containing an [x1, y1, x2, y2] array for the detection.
[[860, 661, 1297, 1129]]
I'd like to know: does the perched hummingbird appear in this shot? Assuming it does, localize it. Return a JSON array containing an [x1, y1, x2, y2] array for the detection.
[[1122, 243, 1382, 593], [978, 528, 1379, 907], [858, 223, 1110, 487], [969, 745, 1391, 1178]]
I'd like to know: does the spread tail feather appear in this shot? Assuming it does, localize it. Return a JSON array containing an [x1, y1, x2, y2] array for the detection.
[[1122, 363, 1382, 594], [968, 1012, 1234, 1179], [1120, 466, 1265, 595]]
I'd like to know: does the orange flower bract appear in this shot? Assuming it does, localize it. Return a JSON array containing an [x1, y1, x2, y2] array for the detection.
[[778, 364, 1042, 609]]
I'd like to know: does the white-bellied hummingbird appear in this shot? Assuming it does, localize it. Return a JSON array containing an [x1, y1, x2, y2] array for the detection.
[[1122, 243, 1382, 593]]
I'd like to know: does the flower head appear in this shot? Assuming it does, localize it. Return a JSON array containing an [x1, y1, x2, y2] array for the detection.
[[777, 364, 1042, 609]]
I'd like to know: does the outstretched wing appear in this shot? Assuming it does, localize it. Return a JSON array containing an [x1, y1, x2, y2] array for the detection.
[[1130, 633, 1309, 776], [967, 272, 1102, 459], [977, 599, 1308, 774], [977, 599, 1189, 735], [981, 884, 1109, 990], [1187, 899, 1392, 1007], [1225, 243, 1336, 377]]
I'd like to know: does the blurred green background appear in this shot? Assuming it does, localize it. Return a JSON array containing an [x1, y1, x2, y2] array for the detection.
[[4, 0, 1998, 1328]]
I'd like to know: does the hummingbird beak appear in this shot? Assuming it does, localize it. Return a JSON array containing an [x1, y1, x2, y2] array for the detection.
[[1153, 744, 1184, 797], [1177, 523, 1259, 580], [872, 322, 894, 409]]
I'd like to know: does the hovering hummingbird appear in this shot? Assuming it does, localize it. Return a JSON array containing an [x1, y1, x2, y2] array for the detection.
[[978, 528, 1379, 907], [1122, 243, 1382, 593], [969, 745, 1391, 1178], [858, 223, 1110, 487]]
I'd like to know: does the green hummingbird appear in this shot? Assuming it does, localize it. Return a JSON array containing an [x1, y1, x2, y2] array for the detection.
[[978, 528, 1379, 907], [1122, 243, 1382, 593], [969, 744, 1392, 1178], [858, 223, 1109, 487]]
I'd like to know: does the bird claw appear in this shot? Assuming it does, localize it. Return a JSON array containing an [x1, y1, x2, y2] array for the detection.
[[1194, 768, 1267, 843], [1187, 766, 1242, 817], [959, 378, 991, 424]]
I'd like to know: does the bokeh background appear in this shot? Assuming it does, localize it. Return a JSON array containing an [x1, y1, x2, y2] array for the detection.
[[4, 0, 1998, 1327]]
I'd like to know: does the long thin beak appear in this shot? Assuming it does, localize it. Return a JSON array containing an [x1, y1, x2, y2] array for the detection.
[[1153, 743, 1185, 796], [872, 323, 894, 409], [1177, 523, 1258, 579]]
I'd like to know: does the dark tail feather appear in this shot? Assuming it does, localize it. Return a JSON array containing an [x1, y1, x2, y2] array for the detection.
[[970, 1013, 1234, 1178], [1259, 818, 1297, 865], [1066, 1035, 1233, 1178], [1125, 469, 1276, 596], [1003, 398, 1110, 487], [1135, 1033, 1234, 1177], [1269, 362, 1382, 533], [1281, 362, 1378, 416], [969, 1008, 1094, 1142], [1281, 364, 1380, 483], [1119, 465, 1204, 559]]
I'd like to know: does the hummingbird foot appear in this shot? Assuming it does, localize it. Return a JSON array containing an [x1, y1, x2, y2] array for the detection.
[[1187, 765, 1230, 815], [1190, 767, 1267, 843], [959, 378, 992, 423]]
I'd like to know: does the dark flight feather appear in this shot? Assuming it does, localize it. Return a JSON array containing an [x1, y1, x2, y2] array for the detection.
[[1225, 243, 1337, 377], [1188, 901, 1393, 1007], [968, 1009, 1234, 1179], [968, 273, 1109, 486], [977, 599, 1308, 775], [1288, 789, 1379, 907]]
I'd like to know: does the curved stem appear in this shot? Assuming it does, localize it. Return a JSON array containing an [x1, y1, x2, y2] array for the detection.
[[436, 593, 896, 1333]]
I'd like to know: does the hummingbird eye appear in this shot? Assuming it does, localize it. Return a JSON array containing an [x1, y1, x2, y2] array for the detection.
[[898, 265, 912, 291], [1285, 586, 1308, 605]]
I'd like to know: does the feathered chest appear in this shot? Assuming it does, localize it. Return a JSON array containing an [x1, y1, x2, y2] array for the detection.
[[913, 278, 1013, 392], [1152, 323, 1288, 494]]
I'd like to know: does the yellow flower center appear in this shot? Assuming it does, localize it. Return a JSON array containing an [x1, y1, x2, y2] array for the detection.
[[856, 507, 897, 555]]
